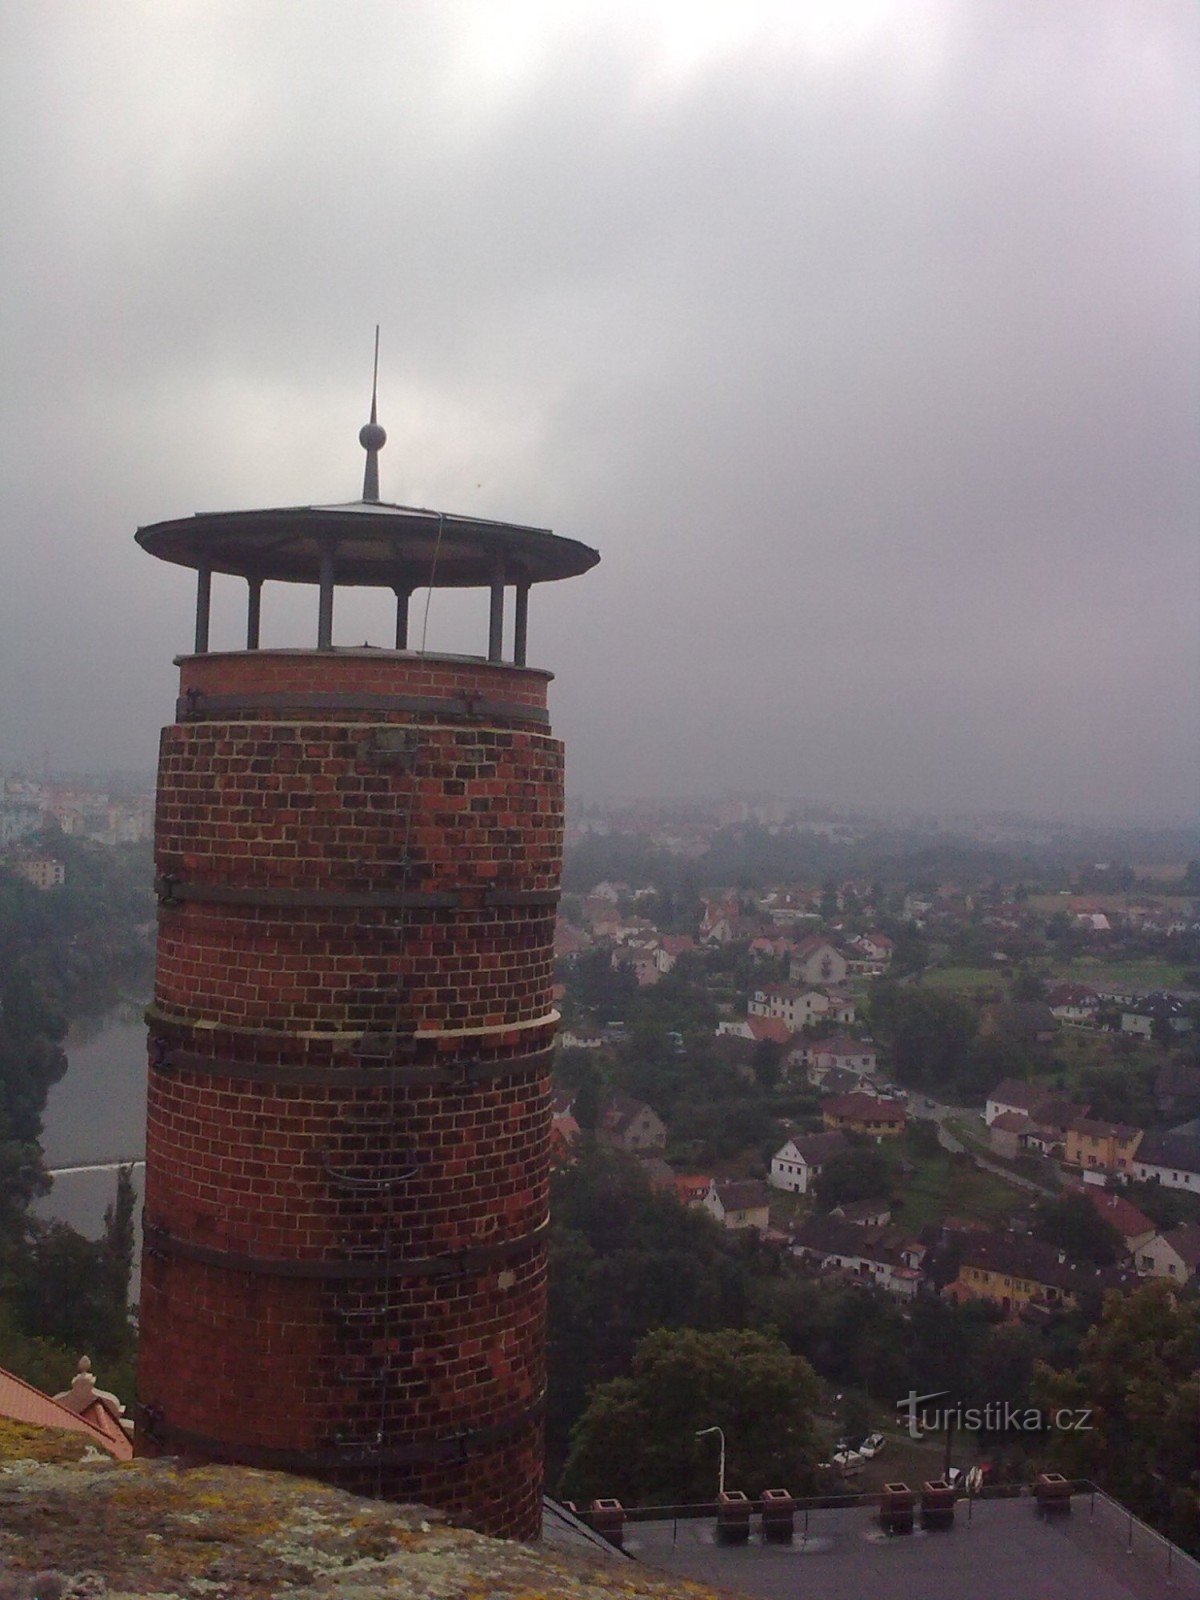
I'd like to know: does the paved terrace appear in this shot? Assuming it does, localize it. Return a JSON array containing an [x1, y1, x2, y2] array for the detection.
[[618, 1489, 1200, 1600]]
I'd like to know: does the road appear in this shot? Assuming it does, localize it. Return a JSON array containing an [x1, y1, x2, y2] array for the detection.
[[908, 1096, 1055, 1195]]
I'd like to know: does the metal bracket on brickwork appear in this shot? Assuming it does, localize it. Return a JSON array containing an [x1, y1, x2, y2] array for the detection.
[[134, 1393, 546, 1474], [174, 689, 550, 725], [319, 1148, 419, 1191], [480, 886, 560, 908], [156, 874, 181, 907], [355, 728, 423, 766], [353, 1029, 419, 1063], [141, 1215, 548, 1280]]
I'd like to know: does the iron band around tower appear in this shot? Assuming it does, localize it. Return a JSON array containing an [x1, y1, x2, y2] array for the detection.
[[174, 688, 551, 725], [137, 1393, 547, 1474], [142, 1215, 549, 1279], [154, 877, 560, 910], [146, 1035, 556, 1088]]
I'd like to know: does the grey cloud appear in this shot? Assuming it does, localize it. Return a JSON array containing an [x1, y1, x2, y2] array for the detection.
[[0, 0, 1195, 822]]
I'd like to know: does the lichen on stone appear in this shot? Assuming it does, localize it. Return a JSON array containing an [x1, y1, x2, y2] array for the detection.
[[0, 1452, 721, 1599]]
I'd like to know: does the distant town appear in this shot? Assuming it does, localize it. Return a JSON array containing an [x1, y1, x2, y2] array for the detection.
[[553, 792, 1198, 1271]]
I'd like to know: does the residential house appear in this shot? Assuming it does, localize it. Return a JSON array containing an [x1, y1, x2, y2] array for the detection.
[[703, 1179, 772, 1232], [804, 1035, 879, 1082], [611, 944, 662, 987], [1129, 1132, 1200, 1192], [988, 1111, 1032, 1161], [984, 1081, 1090, 1147], [657, 934, 696, 971], [0, 1362, 132, 1461], [852, 932, 894, 965], [559, 1029, 605, 1050], [813, 1065, 869, 1099], [830, 1198, 892, 1227], [1136, 1224, 1200, 1284], [822, 1091, 905, 1140], [769, 1130, 849, 1195], [789, 937, 848, 987], [716, 1015, 794, 1048], [790, 1215, 920, 1298], [595, 1091, 667, 1153], [550, 1110, 581, 1166], [13, 856, 64, 890], [1084, 1188, 1156, 1256], [673, 1173, 712, 1206], [554, 921, 590, 959], [985, 1079, 1045, 1126], [823, 988, 859, 1025], [749, 983, 828, 1030], [1046, 983, 1100, 1025], [1064, 1119, 1143, 1177], [944, 1232, 1130, 1320]]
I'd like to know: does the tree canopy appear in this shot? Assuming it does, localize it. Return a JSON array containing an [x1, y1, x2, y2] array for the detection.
[[560, 1327, 821, 1504]]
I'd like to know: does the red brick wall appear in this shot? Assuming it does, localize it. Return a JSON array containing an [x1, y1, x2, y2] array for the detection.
[[137, 650, 558, 1537]]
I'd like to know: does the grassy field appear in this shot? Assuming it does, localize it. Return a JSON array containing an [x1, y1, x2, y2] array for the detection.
[[920, 966, 1007, 995], [890, 1140, 1025, 1233], [1053, 956, 1194, 991]]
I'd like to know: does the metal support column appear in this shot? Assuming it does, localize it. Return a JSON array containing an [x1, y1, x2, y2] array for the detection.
[[317, 542, 336, 650], [393, 585, 411, 651], [513, 575, 530, 667], [246, 577, 263, 650], [194, 566, 212, 655], [487, 558, 505, 663]]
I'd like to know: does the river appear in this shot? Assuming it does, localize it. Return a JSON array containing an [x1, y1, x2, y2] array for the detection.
[[33, 1005, 148, 1256]]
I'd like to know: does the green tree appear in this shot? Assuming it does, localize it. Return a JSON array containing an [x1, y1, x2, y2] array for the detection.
[[102, 1165, 137, 1318], [1030, 1192, 1122, 1266], [1031, 1283, 1200, 1554], [868, 982, 978, 1096], [813, 1145, 890, 1211], [560, 1327, 821, 1504]]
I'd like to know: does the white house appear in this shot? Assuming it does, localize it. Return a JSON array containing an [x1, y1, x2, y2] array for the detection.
[[789, 938, 848, 987], [1135, 1225, 1200, 1284], [1129, 1133, 1200, 1192], [769, 1130, 848, 1195], [702, 1179, 772, 1232]]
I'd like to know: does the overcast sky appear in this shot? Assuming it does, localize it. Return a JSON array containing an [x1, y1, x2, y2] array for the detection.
[[1, 0, 1196, 824]]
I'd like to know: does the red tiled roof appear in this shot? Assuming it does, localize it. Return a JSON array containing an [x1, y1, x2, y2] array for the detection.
[[989, 1111, 1031, 1133], [0, 1366, 132, 1460], [823, 1091, 904, 1123], [747, 1016, 793, 1045], [1085, 1187, 1154, 1240]]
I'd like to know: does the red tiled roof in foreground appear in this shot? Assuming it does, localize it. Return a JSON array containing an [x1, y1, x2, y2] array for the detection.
[[0, 1365, 132, 1460]]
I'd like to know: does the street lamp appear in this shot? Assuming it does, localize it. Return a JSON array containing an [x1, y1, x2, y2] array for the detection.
[[695, 1425, 726, 1498]]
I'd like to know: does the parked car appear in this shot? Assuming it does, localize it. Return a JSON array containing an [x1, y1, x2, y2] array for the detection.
[[857, 1432, 886, 1459], [830, 1448, 864, 1475]]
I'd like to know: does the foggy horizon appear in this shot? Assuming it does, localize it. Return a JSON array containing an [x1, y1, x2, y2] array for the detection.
[[2, 2, 1197, 827]]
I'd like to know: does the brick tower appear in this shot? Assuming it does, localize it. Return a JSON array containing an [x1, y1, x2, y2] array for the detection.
[[134, 364, 598, 1538]]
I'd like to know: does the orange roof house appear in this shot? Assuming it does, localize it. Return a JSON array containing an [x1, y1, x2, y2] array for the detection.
[[822, 1091, 905, 1139], [0, 1357, 133, 1460]]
